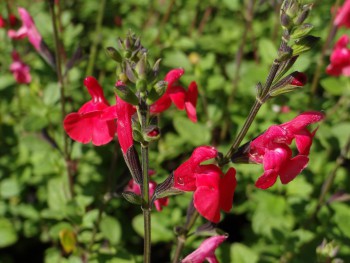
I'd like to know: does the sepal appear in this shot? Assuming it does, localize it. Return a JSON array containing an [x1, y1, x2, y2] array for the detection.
[[114, 84, 139, 105], [124, 146, 143, 185], [291, 36, 320, 56], [122, 191, 142, 205], [105, 47, 122, 62]]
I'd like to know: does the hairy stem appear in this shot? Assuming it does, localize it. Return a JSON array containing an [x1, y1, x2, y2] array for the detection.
[[48, 0, 74, 198], [139, 100, 151, 263]]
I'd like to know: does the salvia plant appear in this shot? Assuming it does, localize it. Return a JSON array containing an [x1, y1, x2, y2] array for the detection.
[[0, 0, 349, 262]]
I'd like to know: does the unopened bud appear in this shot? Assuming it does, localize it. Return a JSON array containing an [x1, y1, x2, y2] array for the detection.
[[144, 126, 160, 142], [146, 80, 168, 105], [135, 54, 149, 80], [294, 4, 313, 25], [269, 71, 307, 97], [118, 72, 128, 84], [152, 59, 162, 78], [105, 47, 122, 62], [280, 10, 292, 29], [125, 61, 137, 83]]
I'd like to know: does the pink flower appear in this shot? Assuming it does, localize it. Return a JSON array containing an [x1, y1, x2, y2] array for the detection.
[[174, 146, 237, 223], [326, 35, 350, 76], [334, 0, 350, 28], [8, 7, 42, 51], [125, 178, 169, 211], [10, 51, 31, 84], [182, 235, 227, 263], [249, 111, 324, 189], [150, 68, 198, 122], [63, 77, 117, 146]]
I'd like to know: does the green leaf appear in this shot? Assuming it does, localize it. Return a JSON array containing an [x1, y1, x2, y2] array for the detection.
[[47, 177, 70, 212], [100, 216, 122, 245], [43, 83, 60, 105], [0, 218, 18, 248], [162, 50, 192, 71], [0, 178, 20, 198], [132, 213, 173, 243], [259, 38, 277, 64], [332, 203, 350, 238], [230, 243, 259, 263], [320, 77, 349, 96], [173, 117, 210, 146]]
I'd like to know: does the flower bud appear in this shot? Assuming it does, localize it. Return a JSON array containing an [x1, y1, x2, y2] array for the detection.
[[144, 125, 160, 142], [135, 53, 149, 80], [105, 47, 122, 62], [294, 4, 313, 25], [125, 61, 137, 83], [269, 71, 307, 97], [146, 80, 168, 105]]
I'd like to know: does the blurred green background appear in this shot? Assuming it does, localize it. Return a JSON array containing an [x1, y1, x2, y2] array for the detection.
[[0, 0, 349, 262]]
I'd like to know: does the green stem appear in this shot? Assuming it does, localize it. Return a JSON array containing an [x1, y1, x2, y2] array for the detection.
[[48, 0, 74, 198], [139, 100, 151, 263], [172, 208, 200, 263], [85, 0, 106, 76]]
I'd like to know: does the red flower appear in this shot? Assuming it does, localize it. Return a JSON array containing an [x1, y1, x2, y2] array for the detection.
[[326, 35, 350, 76], [249, 111, 324, 189], [116, 95, 136, 153], [150, 68, 198, 122], [10, 51, 31, 84], [182, 235, 227, 263], [0, 15, 6, 28], [63, 77, 117, 146], [125, 178, 169, 212], [174, 146, 237, 223], [334, 0, 350, 28], [8, 8, 42, 52]]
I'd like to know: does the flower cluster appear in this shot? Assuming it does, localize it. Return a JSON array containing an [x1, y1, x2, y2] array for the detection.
[[173, 146, 236, 223], [326, 35, 350, 77], [334, 0, 350, 28], [248, 111, 324, 189], [10, 51, 31, 84]]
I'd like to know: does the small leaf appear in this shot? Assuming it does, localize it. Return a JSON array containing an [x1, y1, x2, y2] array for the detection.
[[0, 218, 18, 248], [59, 229, 76, 254], [100, 216, 122, 245]]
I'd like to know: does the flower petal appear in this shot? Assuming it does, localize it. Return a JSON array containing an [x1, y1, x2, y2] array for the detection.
[[116, 96, 136, 154], [168, 85, 186, 110], [219, 167, 236, 212], [63, 112, 115, 146], [182, 235, 227, 263], [279, 155, 309, 184], [84, 76, 109, 105], [174, 146, 218, 191], [164, 68, 184, 87], [185, 81, 198, 122], [255, 169, 279, 189]]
